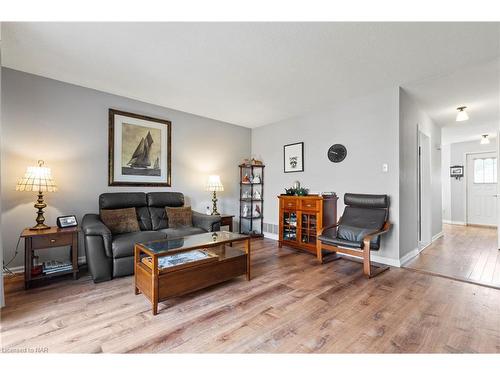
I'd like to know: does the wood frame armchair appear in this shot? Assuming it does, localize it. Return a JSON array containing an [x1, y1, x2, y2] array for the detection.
[[316, 193, 392, 278]]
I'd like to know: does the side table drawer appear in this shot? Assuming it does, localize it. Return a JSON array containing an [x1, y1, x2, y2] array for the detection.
[[32, 233, 73, 249]]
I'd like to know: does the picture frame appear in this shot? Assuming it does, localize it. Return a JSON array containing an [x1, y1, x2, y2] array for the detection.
[[109, 109, 171, 186], [450, 165, 464, 180], [284, 142, 304, 173]]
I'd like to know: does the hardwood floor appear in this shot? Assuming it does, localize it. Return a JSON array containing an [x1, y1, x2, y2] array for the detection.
[[405, 224, 500, 288], [2, 238, 500, 353]]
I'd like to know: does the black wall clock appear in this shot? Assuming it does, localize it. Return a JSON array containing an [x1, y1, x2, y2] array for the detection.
[[328, 144, 347, 163]]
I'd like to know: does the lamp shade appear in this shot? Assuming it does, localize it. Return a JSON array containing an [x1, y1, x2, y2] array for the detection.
[[206, 175, 224, 192], [16, 160, 57, 192]]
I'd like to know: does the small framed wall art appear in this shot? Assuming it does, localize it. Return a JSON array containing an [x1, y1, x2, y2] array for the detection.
[[109, 109, 171, 186], [284, 142, 304, 173], [450, 165, 464, 180]]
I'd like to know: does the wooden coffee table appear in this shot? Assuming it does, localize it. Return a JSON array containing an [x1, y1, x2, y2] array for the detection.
[[134, 231, 251, 315]]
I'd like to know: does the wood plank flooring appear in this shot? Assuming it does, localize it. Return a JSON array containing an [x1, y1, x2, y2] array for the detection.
[[405, 224, 500, 288], [2, 238, 500, 353]]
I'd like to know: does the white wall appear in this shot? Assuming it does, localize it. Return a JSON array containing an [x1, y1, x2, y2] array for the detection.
[[0, 24, 4, 307], [252, 87, 401, 264], [441, 143, 452, 222], [1, 68, 251, 270], [442, 138, 498, 224], [399, 89, 442, 258]]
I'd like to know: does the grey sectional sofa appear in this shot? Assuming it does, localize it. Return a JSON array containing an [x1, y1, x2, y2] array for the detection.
[[82, 192, 221, 282]]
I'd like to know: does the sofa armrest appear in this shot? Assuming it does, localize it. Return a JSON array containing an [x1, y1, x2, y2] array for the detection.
[[82, 214, 113, 257], [192, 211, 221, 232]]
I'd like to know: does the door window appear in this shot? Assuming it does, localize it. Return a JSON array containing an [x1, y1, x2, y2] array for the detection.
[[474, 157, 497, 184]]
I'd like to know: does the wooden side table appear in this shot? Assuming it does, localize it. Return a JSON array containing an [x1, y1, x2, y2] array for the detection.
[[220, 214, 234, 232], [21, 226, 79, 289]]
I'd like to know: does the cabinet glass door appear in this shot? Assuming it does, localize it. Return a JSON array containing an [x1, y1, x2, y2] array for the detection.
[[283, 211, 297, 241], [301, 213, 318, 245]]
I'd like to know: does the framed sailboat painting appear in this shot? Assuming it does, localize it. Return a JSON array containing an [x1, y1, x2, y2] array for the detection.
[[108, 109, 172, 186]]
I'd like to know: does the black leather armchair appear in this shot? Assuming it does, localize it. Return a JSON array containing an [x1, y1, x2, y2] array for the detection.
[[316, 193, 391, 278]]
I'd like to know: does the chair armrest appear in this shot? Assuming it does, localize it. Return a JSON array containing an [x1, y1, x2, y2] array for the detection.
[[82, 214, 113, 257], [362, 222, 392, 244], [192, 211, 221, 232], [319, 222, 340, 236]]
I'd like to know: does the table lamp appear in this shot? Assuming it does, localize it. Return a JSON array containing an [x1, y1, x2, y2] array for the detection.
[[16, 160, 58, 230], [205, 175, 223, 215]]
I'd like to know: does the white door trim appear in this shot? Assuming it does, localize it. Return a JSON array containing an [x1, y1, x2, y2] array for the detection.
[[464, 150, 497, 226]]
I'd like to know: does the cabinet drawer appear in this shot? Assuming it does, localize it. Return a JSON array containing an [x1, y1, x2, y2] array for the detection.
[[281, 199, 297, 210], [32, 233, 73, 249], [300, 200, 320, 211]]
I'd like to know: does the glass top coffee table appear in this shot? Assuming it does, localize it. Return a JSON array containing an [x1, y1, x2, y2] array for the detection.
[[134, 231, 251, 315]]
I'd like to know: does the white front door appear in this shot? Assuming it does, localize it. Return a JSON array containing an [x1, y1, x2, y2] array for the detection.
[[467, 152, 498, 226]]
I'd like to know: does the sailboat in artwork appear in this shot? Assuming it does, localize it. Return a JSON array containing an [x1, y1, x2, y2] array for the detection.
[[128, 131, 154, 168]]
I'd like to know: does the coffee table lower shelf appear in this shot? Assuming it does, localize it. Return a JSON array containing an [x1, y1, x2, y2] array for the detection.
[[134, 234, 251, 315]]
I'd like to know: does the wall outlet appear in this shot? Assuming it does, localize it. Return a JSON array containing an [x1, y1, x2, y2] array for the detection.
[[382, 163, 388, 173]]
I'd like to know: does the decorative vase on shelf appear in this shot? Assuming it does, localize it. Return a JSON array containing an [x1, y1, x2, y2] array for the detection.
[[242, 174, 250, 184], [242, 204, 249, 217], [253, 174, 261, 184], [254, 204, 261, 217], [253, 189, 261, 200]]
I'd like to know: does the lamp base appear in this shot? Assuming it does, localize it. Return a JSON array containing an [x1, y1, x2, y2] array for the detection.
[[32, 191, 50, 230], [30, 223, 51, 231], [211, 191, 220, 216]]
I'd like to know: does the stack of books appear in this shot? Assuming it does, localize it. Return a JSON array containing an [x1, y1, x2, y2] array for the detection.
[[43, 260, 73, 274]]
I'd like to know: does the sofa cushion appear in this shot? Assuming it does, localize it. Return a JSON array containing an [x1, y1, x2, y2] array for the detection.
[[318, 234, 380, 250], [147, 192, 184, 208], [166, 206, 192, 228], [158, 226, 205, 238], [99, 192, 147, 209], [100, 207, 140, 235], [149, 206, 168, 230], [147, 192, 185, 230], [98, 192, 152, 230], [112, 231, 166, 258]]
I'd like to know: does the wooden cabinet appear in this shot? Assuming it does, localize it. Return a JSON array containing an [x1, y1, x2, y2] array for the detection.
[[278, 195, 338, 256]]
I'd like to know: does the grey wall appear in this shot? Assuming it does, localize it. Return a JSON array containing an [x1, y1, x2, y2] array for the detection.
[[251, 87, 401, 263], [0, 28, 4, 306], [1, 68, 251, 269], [399, 89, 442, 258], [445, 138, 497, 224]]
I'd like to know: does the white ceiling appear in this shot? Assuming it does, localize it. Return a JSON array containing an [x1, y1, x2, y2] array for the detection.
[[403, 58, 500, 144], [2, 22, 500, 128]]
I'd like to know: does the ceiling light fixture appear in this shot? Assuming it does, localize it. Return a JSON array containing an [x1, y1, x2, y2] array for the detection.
[[456, 106, 469, 122], [480, 134, 490, 145]]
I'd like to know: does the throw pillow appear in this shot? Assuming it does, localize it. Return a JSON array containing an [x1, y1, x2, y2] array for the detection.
[[100, 207, 140, 235], [165, 206, 192, 228]]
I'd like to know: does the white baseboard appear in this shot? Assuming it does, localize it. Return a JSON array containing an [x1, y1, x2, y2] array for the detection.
[[371, 254, 401, 267], [443, 220, 466, 226], [400, 232, 443, 266], [6, 256, 87, 274], [432, 231, 444, 242], [400, 247, 420, 266], [263, 232, 279, 241]]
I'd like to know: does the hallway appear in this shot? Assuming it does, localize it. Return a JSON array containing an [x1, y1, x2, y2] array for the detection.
[[405, 224, 500, 288]]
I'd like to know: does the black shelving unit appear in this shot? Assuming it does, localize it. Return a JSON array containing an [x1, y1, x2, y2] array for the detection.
[[238, 163, 265, 237]]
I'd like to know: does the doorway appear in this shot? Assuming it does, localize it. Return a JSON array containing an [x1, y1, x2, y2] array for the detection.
[[466, 152, 497, 227], [417, 130, 432, 250]]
